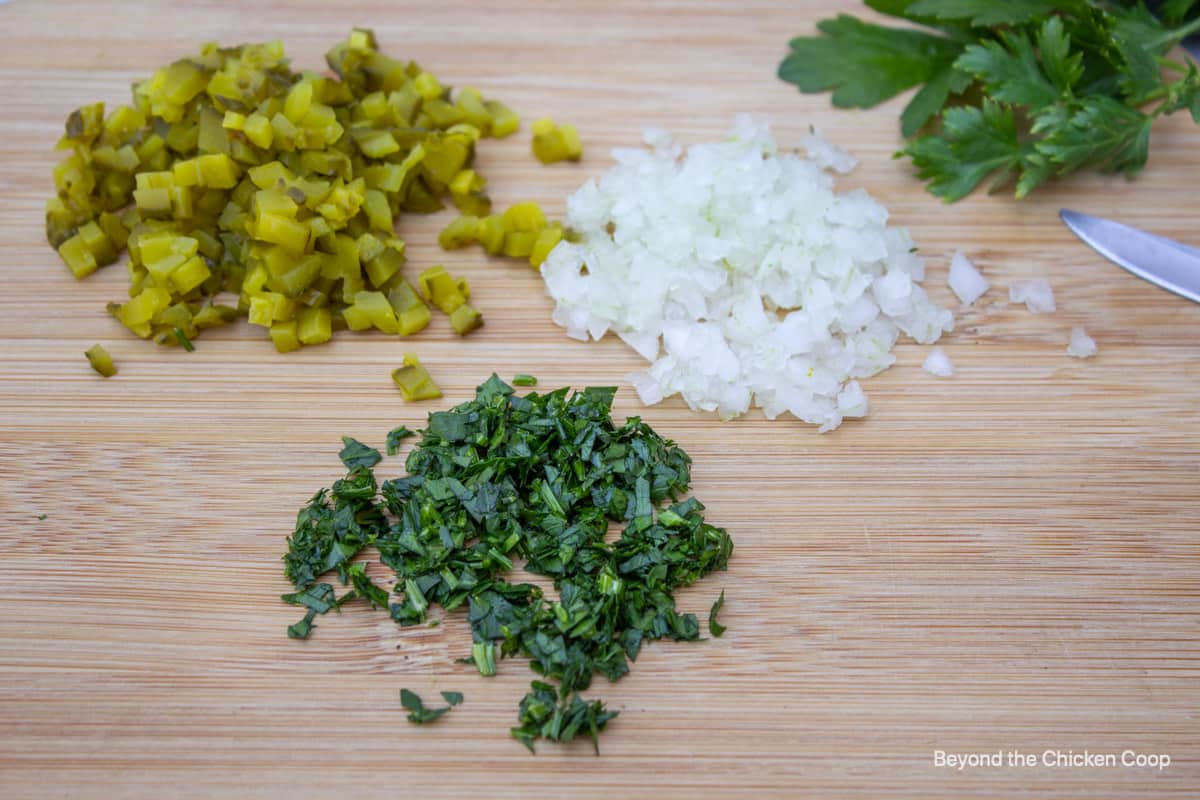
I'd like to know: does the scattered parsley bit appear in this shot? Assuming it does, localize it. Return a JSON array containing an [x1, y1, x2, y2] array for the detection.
[[779, 1, 1200, 200], [708, 590, 727, 637], [281, 582, 355, 639], [511, 681, 617, 755], [401, 688, 453, 723], [471, 642, 498, 677], [385, 425, 416, 456], [37, 514, 48, 521], [281, 375, 734, 751], [287, 612, 316, 639], [441, 691, 464, 706], [512, 374, 538, 387], [338, 437, 382, 469], [173, 327, 195, 352]]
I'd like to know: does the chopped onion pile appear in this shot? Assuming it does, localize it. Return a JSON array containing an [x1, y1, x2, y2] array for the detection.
[[540, 116, 953, 431]]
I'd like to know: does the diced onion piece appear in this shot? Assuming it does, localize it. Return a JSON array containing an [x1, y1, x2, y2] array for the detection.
[[1010, 279, 1056, 313], [922, 347, 954, 377], [948, 250, 989, 305], [1067, 326, 1097, 358]]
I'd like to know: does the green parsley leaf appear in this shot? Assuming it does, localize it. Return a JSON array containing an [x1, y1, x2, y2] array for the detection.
[[1036, 17, 1084, 94], [400, 688, 452, 723], [864, 0, 957, 28], [906, 0, 1058, 27], [904, 100, 1027, 201], [441, 691, 464, 706], [338, 437, 382, 469], [384, 425, 415, 456], [900, 64, 973, 137], [708, 590, 727, 637], [780, 15, 963, 109], [37, 513, 47, 521], [1161, 0, 1200, 26], [1034, 95, 1153, 177], [954, 30, 1060, 109], [512, 374, 538, 387], [781, 1, 1200, 200], [1110, 6, 1173, 101]]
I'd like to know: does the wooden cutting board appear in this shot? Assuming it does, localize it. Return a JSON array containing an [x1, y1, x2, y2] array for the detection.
[[2, 1, 1198, 797]]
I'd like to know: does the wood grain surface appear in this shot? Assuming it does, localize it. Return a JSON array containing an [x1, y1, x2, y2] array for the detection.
[[1, 1, 1198, 798]]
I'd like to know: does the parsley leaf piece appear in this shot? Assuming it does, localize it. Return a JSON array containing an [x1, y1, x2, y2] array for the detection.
[[282, 486, 378, 590], [900, 64, 973, 137], [512, 374, 538, 387], [1034, 95, 1153, 177], [1037, 17, 1084, 94], [173, 327, 196, 352], [780, 15, 963, 109], [903, 100, 1028, 202], [954, 31, 1059, 109], [338, 437, 382, 469], [384, 426, 415, 456], [441, 691, 464, 706], [287, 609, 317, 639], [708, 590, 727, 637], [1161, 0, 1200, 26], [281, 582, 356, 638], [1111, 6, 1173, 101], [281, 582, 339, 613], [37, 513, 47, 521], [348, 563, 390, 610], [471, 642, 498, 676], [400, 688, 452, 724], [906, 0, 1059, 27], [510, 681, 618, 755], [864, 0, 961, 28]]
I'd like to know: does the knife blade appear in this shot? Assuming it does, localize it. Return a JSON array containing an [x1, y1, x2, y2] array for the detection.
[[1060, 210, 1200, 304]]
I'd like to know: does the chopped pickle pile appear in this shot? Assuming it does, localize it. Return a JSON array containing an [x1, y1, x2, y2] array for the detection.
[[47, 30, 519, 351], [438, 200, 565, 268], [531, 117, 582, 164]]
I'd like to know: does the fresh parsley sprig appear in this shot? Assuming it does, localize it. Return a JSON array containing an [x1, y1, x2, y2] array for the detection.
[[779, 0, 1200, 200]]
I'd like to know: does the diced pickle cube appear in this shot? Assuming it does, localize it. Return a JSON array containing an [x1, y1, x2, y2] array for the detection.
[[391, 353, 442, 401], [270, 319, 301, 352], [449, 303, 483, 336], [85, 344, 117, 377]]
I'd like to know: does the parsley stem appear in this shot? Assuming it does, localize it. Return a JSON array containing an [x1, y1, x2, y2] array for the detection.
[[1155, 57, 1190, 74], [1150, 18, 1200, 48], [1134, 86, 1171, 107]]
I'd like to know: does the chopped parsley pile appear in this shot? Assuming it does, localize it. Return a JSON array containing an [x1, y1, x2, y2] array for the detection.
[[281, 375, 734, 752]]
